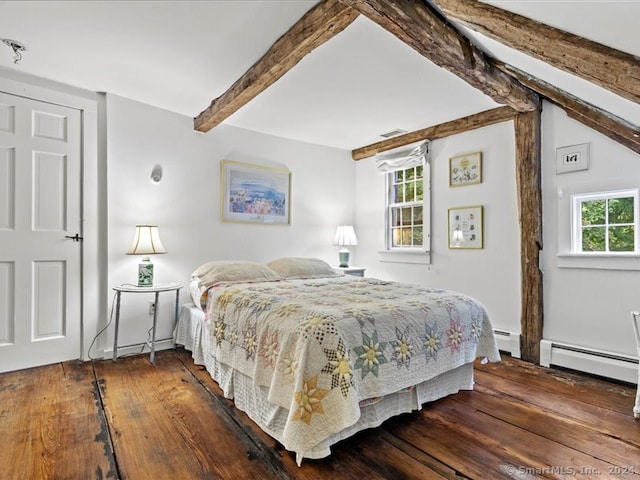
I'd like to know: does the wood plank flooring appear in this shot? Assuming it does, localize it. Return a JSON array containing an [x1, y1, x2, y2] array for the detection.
[[0, 349, 638, 479]]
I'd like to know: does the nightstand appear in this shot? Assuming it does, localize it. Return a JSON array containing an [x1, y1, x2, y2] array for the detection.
[[112, 282, 183, 364], [333, 266, 366, 277]]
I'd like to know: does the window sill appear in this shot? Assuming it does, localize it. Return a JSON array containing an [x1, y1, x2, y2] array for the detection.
[[379, 249, 431, 265], [556, 253, 640, 271]]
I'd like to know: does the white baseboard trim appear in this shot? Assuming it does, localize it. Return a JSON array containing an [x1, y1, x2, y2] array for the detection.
[[540, 339, 638, 384], [493, 329, 521, 358], [102, 338, 175, 360]]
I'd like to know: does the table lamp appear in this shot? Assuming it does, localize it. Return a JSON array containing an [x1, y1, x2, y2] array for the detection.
[[126, 225, 167, 286], [333, 226, 358, 267]]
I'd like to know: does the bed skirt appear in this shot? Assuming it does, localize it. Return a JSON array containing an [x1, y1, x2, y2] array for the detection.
[[174, 303, 475, 464]]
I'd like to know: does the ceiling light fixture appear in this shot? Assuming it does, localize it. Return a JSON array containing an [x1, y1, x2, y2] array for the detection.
[[2, 38, 28, 64]]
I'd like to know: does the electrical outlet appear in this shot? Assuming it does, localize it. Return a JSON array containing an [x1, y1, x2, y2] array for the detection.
[[148, 301, 156, 316]]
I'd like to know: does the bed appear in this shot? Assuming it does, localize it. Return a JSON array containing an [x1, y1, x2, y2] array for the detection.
[[175, 258, 500, 464]]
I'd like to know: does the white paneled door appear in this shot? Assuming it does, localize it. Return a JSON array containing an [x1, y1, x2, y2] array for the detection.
[[0, 91, 82, 373]]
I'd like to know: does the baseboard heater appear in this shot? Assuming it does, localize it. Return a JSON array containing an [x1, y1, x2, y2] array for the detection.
[[540, 339, 638, 384], [493, 329, 521, 359]]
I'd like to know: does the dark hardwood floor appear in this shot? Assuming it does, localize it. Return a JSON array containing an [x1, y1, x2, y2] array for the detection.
[[1, 348, 638, 479]]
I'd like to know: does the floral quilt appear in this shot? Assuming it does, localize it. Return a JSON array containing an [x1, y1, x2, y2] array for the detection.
[[204, 275, 500, 457]]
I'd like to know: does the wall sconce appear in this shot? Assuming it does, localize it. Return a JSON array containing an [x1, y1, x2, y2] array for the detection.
[[2, 38, 27, 64], [150, 164, 163, 183]]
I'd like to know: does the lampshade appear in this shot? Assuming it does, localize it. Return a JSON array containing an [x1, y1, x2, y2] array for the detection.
[[126, 225, 167, 255], [333, 226, 357, 268], [333, 226, 358, 247]]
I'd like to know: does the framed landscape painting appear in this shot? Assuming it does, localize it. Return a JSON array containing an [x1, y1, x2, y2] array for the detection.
[[221, 160, 291, 225]]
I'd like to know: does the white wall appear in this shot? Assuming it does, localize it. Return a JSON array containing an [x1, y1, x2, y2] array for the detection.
[[356, 103, 640, 361], [541, 102, 640, 356], [105, 94, 355, 351], [355, 121, 522, 336]]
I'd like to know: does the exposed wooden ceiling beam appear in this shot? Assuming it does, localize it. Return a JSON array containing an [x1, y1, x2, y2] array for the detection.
[[338, 0, 538, 113], [431, 0, 640, 106], [352, 106, 517, 160], [497, 63, 640, 155], [194, 0, 359, 133]]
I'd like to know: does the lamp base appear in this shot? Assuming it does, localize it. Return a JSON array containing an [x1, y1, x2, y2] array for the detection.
[[138, 257, 154, 287], [338, 249, 350, 268]]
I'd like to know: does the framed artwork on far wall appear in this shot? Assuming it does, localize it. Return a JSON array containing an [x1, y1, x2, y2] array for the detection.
[[449, 151, 482, 187], [448, 205, 483, 249], [221, 160, 291, 225]]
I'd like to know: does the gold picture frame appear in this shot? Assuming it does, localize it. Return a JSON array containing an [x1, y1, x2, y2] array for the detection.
[[448, 205, 483, 249], [449, 151, 482, 187]]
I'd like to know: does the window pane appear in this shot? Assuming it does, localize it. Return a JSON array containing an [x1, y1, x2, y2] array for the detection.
[[401, 227, 412, 245], [608, 197, 634, 224], [582, 226, 606, 251], [405, 168, 415, 180], [415, 165, 423, 180], [412, 227, 423, 246], [393, 184, 404, 203], [581, 200, 605, 226], [391, 228, 401, 247], [415, 179, 424, 201], [405, 182, 415, 202], [413, 206, 423, 225], [609, 225, 635, 251], [391, 208, 402, 227], [401, 207, 412, 224], [395, 170, 404, 182]]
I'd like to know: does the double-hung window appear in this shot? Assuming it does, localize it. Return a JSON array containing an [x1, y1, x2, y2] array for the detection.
[[571, 189, 639, 254], [378, 141, 431, 259], [387, 164, 425, 249]]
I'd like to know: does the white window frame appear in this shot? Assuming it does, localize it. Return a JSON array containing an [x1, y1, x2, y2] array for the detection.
[[383, 160, 431, 257], [570, 188, 639, 255]]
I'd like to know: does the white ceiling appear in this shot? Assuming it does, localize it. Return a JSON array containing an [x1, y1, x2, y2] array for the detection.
[[0, 0, 638, 150]]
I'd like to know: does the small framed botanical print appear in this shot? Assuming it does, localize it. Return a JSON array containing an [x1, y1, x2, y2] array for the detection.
[[448, 205, 483, 249], [449, 152, 482, 187]]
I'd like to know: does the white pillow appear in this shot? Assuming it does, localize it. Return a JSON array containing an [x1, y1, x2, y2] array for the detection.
[[192, 261, 281, 289], [266, 257, 337, 279]]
